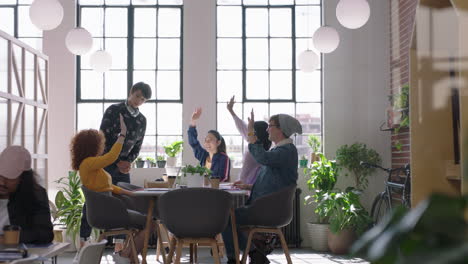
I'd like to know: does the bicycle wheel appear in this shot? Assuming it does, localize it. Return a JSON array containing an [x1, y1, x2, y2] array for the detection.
[[370, 192, 391, 225]]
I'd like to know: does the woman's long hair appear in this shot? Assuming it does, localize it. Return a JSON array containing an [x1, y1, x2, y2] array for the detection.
[[70, 129, 105, 170], [254, 121, 272, 151], [208, 130, 227, 154]]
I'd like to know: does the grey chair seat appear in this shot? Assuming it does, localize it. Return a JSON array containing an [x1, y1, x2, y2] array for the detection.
[[117, 182, 160, 219], [127, 209, 147, 230]]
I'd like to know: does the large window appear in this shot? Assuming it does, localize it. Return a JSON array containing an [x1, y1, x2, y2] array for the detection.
[[0, 0, 43, 51], [77, 0, 183, 160], [216, 0, 322, 167]]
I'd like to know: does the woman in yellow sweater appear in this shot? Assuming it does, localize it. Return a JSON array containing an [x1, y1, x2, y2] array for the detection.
[[71, 115, 144, 264]]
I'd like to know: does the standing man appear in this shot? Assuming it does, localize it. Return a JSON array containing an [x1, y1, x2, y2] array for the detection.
[[100, 82, 152, 185]]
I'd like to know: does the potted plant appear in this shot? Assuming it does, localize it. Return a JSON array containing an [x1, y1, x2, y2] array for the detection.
[[299, 155, 309, 168], [146, 157, 156, 167], [164, 140, 184, 167], [307, 134, 321, 162], [157, 155, 167, 168], [135, 156, 145, 168], [304, 153, 338, 251], [181, 164, 211, 188], [323, 188, 373, 254], [54, 171, 85, 252], [351, 193, 468, 263], [335, 142, 381, 190]]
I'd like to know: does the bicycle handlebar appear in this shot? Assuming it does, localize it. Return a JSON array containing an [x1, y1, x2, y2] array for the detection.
[[360, 161, 410, 174]]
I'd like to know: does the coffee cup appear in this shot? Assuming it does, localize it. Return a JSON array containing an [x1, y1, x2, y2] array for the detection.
[[210, 177, 220, 189], [3, 225, 21, 245], [167, 176, 176, 188]]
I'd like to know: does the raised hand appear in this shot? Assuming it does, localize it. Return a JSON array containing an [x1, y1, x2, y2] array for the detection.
[[227, 95, 235, 114], [247, 108, 255, 133], [119, 114, 127, 135], [190, 107, 202, 127]]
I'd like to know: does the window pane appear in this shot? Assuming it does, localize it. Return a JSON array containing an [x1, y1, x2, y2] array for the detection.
[[270, 102, 295, 116], [81, 38, 103, 70], [134, 39, 156, 69], [243, 103, 269, 122], [270, 8, 292, 37], [295, 0, 321, 4], [157, 135, 183, 162], [244, 0, 267, 5], [133, 71, 156, 94], [140, 135, 156, 163], [82, 8, 104, 37], [157, 71, 180, 100], [0, 38, 7, 93], [217, 71, 242, 102], [296, 38, 321, 70], [105, 8, 127, 37], [295, 6, 321, 38], [270, 71, 292, 99], [159, 0, 183, 5], [18, 6, 41, 37], [133, 0, 157, 5], [0, 98, 6, 151], [296, 70, 321, 102], [104, 71, 127, 99], [139, 102, 156, 135], [270, 38, 292, 69], [224, 136, 243, 168], [18, 38, 42, 51], [81, 70, 104, 99], [246, 38, 268, 70], [105, 0, 130, 5], [0, 8, 14, 36], [135, 8, 156, 38], [217, 6, 242, 37], [77, 103, 104, 130], [217, 38, 242, 70], [246, 8, 268, 37], [157, 103, 182, 135], [37, 109, 46, 154], [217, 0, 241, 5], [25, 105, 34, 151], [158, 39, 180, 70], [105, 38, 127, 70], [79, 0, 104, 4], [217, 102, 242, 135], [158, 8, 181, 37], [24, 52, 35, 100], [246, 71, 268, 100], [1, 0, 17, 4], [270, 0, 293, 4], [296, 103, 321, 134], [11, 101, 23, 146], [11, 45, 22, 97]]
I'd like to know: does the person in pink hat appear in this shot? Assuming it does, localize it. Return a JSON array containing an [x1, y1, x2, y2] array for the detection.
[[0, 145, 54, 244]]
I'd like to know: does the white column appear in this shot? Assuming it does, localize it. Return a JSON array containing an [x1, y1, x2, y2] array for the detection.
[[182, 0, 217, 165], [42, 0, 76, 198]]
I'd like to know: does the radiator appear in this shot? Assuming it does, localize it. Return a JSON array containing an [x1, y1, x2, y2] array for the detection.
[[281, 188, 302, 248]]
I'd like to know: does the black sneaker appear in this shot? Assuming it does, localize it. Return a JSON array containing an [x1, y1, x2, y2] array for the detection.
[[249, 249, 270, 264], [227, 257, 236, 264]]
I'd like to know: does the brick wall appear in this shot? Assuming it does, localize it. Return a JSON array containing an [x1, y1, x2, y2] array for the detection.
[[389, 0, 417, 168]]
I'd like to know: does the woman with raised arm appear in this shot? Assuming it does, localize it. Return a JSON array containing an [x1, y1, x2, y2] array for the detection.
[[188, 107, 231, 182], [226, 96, 272, 189]]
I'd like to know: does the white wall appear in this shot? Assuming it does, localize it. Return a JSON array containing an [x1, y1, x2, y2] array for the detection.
[[41, 0, 391, 248], [297, 0, 391, 247], [43, 0, 76, 200]]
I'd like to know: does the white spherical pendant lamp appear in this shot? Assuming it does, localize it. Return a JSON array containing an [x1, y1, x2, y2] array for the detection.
[[29, 0, 64, 31], [313, 26, 340, 53], [90, 50, 112, 72], [65, 27, 93, 55], [298, 50, 319, 72], [336, 0, 370, 29]]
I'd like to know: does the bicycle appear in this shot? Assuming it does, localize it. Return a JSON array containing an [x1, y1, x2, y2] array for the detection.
[[360, 162, 411, 224]]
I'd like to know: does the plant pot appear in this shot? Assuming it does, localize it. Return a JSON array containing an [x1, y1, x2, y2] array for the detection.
[[306, 223, 329, 252], [327, 228, 357, 255], [310, 152, 320, 163], [136, 160, 145, 168], [166, 157, 177, 167], [186, 173, 204, 188], [61, 228, 80, 252], [299, 159, 308, 168], [157, 160, 166, 168]]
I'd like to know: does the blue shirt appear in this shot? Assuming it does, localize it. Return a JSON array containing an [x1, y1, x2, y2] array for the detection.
[[247, 141, 298, 204], [187, 126, 230, 182]]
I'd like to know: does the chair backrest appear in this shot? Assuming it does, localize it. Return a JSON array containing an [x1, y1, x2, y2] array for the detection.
[[81, 186, 129, 229], [246, 184, 297, 228], [77, 239, 107, 264], [158, 188, 232, 238]]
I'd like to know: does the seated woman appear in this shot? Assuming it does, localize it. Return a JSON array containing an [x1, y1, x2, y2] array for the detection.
[[70, 114, 147, 264], [188, 107, 230, 182], [0, 145, 54, 244], [226, 96, 272, 189]]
